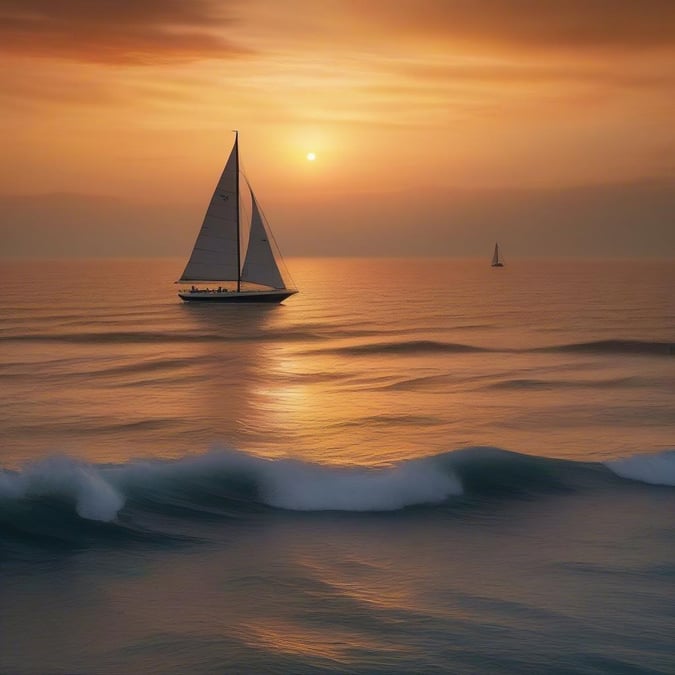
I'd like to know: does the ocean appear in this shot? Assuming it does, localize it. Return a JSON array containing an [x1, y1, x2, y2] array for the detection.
[[0, 256, 673, 674]]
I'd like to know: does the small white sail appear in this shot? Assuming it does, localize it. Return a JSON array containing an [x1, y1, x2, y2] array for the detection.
[[179, 143, 239, 282], [241, 187, 286, 289], [491, 242, 504, 267]]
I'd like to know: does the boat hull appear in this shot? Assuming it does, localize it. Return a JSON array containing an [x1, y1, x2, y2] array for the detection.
[[179, 290, 297, 304]]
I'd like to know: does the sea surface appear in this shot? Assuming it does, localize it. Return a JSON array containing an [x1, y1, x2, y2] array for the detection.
[[0, 257, 673, 674]]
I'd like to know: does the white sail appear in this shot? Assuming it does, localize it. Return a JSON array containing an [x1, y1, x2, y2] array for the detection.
[[241, 187, 286, 289], [178, 142, 239, 282], [492, 243, 500, 266]]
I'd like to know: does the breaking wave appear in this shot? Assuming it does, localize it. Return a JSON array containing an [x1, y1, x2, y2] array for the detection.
[[0, 450, 462, 524], [1, 448, 673, 550], [0, 456, 124, 521]]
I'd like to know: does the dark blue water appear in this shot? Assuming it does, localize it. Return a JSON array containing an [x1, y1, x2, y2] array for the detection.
[[1, 448, 674, 674]]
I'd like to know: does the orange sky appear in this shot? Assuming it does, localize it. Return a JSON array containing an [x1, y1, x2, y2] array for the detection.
[[1, 0, 674, 257]]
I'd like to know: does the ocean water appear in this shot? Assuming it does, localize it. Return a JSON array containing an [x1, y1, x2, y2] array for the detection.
[[0, 257, 673, 674]]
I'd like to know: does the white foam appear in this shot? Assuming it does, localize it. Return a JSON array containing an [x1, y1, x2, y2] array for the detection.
[[113, 449, 462, 512], [0, 449, 462, 519], [258, 458, 462, 511], [605, 450, 675, 487], [0, 456, 124, 522]]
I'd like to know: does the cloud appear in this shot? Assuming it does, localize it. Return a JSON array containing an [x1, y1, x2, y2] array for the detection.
[[5, 0, 675, 68], [343, 0, 675, 51], [0, 0, 249, 64]]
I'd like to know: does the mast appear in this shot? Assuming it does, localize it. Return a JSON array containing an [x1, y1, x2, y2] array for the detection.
[[234, 130, 241, 292]]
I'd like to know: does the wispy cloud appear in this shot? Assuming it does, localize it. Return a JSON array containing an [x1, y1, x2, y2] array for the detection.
[[0, 0, 249, 64], [341, 0, 675, 51]]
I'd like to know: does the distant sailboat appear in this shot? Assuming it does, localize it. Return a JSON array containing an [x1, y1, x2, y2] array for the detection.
[[491, 242, 504, 268], [177, 131, 298, 303]]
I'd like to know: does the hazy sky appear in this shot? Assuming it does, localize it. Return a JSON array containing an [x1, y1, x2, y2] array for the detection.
[[1, 0, 674, 257]]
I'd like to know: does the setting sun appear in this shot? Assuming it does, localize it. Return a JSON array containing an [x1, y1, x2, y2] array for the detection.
[[306, 152, 316, 161]]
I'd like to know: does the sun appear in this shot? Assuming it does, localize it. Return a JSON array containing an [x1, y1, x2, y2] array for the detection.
[[306, 152, 316, 161]]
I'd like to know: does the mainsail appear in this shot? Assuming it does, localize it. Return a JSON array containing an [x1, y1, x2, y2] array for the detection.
[[179, 145, 239, 282]]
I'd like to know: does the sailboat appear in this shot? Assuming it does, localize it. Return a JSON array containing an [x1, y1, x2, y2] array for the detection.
[[177, 131, 298, 303], [491, 242, 504, 268]]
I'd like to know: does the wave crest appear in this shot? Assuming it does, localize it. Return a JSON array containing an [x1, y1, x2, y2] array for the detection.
[[0, 451, 462, 523], [0, 456, 124, 521], [605, 450, 675, 486], [259, 459, 462, 511], [2, 447, 673, 532]]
